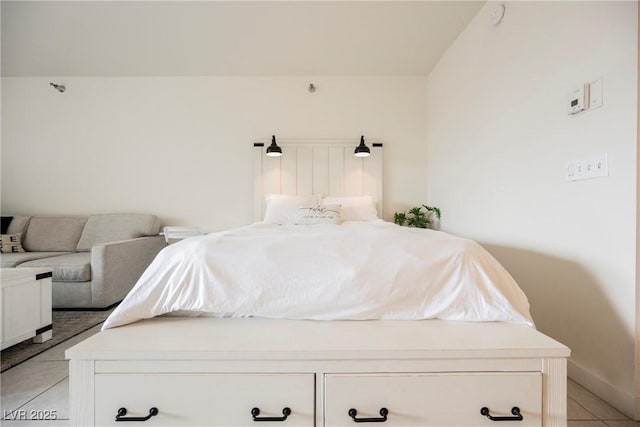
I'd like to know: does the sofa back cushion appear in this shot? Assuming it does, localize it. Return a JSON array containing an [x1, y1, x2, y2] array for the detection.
[[76, 213, 160, 251], [23, 216, 88, 252], [6, 215, 31, 235]]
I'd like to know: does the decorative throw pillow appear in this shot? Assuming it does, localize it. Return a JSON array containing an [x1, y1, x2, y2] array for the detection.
[[293, 205, 342, 225], [263, 194, 322, 225], [0, 233, 25, 253], [1, 216, 13, 234]]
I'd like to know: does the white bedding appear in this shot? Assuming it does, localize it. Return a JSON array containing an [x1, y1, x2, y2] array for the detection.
[[103, 221, 534, 329]]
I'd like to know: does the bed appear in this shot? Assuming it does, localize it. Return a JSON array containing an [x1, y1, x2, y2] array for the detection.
[[66, 142, 570, 426]]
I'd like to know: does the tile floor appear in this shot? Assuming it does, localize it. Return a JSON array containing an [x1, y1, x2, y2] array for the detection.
[[1, 324, 639, 426], [1, 324, 102, 426]]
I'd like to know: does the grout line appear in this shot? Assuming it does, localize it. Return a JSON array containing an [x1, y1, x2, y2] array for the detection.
[[1, 369, 69, 420], [569, 396, 600, 421], [11, 375, 69, 420]]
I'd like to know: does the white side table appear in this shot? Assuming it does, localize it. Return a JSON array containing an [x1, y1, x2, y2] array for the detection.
[[0, 267, 53, 350], [161, 226, 203, 244]]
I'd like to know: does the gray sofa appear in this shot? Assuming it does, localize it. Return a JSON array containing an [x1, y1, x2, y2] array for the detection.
[[0, 213, 166, 309]]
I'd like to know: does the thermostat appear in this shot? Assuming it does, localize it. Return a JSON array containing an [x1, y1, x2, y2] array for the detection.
[[568, 84, 589, 115]]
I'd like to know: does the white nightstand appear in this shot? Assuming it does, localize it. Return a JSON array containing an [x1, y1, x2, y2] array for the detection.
[[161, 226, 204, 244]]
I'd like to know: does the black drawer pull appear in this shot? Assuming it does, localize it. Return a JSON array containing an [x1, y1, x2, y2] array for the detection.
[[251, 407, 291, 422], [115, 407, 158, 422], [348, 408, 389, 423], [480, 407, 523, 421]]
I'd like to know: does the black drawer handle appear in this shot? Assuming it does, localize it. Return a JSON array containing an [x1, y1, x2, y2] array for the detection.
[[480, 407, 523, 421], [115, 407, 158, 422], [251, 407, 291, 422], [348, 408, 389, 423]]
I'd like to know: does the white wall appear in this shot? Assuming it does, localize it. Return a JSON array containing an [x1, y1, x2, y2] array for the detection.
[[1, 76, 428, 231], [427, 1, 638, 416]]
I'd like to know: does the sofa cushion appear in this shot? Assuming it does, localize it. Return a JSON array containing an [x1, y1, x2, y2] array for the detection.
[[23, 216, 88, 252], [19, 252, 92, 282], [0, 252, 72, 268], [76, 213, 160, 251], [6, 215, 31, 235]]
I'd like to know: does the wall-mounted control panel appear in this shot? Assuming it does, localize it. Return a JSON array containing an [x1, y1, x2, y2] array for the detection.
[[568, 77, 603, 115], [568, 84, 587, 115], [565, 153, 608, 181]]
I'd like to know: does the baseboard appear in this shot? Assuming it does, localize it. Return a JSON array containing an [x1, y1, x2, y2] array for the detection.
[[568, 359, 637, 420]]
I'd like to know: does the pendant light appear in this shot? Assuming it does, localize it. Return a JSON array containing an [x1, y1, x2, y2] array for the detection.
[[266, 135, 283, 157], [354, 135, 371, 157]]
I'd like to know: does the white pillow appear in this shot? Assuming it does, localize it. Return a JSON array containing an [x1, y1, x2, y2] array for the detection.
[[293, 204, 342, 225], [263, 194, 322, 224], [322, 196, 379, 221]]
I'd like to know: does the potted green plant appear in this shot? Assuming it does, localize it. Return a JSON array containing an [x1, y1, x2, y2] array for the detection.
[[394, 205, 441, 229]]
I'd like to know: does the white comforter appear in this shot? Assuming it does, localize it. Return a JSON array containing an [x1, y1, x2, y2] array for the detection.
[[103, 221, 534, 329]]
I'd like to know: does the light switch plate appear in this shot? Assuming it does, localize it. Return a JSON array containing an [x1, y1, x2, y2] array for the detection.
[[565, 153, 608, 181], [588, 77, 603, 110], [587, 153, 608, 177]]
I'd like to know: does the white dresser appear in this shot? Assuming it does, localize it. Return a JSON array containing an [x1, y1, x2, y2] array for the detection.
[[67, 317, 570, 427], [1, 267, 53, 350]]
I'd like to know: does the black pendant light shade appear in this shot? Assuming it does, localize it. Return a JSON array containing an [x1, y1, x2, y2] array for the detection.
[[354, 135, 371, 157], [266, 135, 283, 157]]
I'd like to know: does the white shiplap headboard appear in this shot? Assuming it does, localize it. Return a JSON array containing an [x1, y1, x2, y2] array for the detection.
[[253, 140, 383, 222]]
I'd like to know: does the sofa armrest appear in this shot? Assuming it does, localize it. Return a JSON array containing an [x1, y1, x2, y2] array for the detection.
[[90, 235, 166, 307]]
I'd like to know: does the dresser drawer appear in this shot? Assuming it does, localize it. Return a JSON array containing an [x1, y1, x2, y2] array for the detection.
[[95, 373, 314, 426], [324, 372, 541, 426]]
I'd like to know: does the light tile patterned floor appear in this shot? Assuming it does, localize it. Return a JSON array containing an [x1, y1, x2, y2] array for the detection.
[[1, 323, 639, 426], [567, 380, 640, 427], [1, 324, 102, 426]]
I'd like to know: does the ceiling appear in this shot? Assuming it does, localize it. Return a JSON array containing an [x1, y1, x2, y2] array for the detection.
[[1, 1, 485, 77]]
